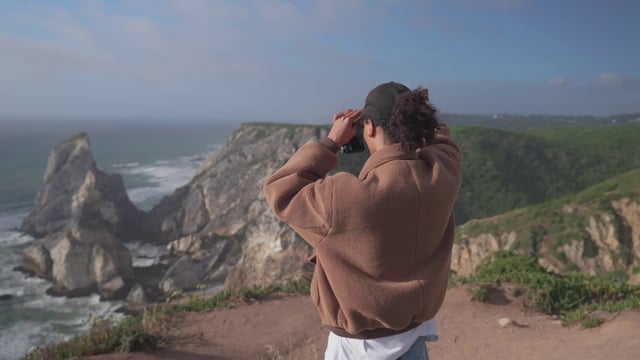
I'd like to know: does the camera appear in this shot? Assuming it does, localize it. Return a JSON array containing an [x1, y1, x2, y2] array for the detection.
[[340, 118, 366, 154]]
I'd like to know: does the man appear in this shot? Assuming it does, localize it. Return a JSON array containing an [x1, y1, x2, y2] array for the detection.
[[263, 82, 462, 359]]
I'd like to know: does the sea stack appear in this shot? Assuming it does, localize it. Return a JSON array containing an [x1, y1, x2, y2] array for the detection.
[[20, 132, 143, 239], [20, 133, 141, 299]]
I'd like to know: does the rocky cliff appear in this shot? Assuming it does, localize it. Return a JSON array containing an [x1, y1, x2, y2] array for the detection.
[[452, 169, 640, 283], [146, 124, 331, 292]]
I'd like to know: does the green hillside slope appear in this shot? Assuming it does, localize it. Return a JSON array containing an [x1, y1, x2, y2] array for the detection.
[[455, 168, 640, 277], [251, 123, 640, 225], [451, 125, 640, 223]]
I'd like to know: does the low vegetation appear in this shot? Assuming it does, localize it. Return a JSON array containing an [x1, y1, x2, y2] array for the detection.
[[452, 251, 640, 328], [21, 280, 311, 360]]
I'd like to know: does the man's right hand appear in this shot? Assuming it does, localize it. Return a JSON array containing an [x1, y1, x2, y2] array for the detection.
[[328, 109, 363, 146]]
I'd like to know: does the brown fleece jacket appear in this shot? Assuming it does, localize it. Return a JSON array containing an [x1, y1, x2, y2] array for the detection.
[[263, 127, 462, 338]]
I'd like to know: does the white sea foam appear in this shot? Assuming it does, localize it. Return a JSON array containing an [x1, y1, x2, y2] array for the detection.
[[121, 143, 221, 208], [112, 162, 140, 168], [133, 163, 192, 184], [0, 321, 56, 360], [125, 241, 165, 267], [0, 264, 122, 359], [0, 230, 33, 247], [24, 293, 121, 314], [0, 295, 124, 360], [122, 160, 198, 209], [0, 211, 28, 232], [134, 257, 159, 267], [126, 241, 165, 257]]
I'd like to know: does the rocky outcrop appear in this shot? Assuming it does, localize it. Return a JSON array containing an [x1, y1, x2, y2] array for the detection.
[[166, 234, 210, 257], [451, 231, 517, 276], [43, 171, 134, 298], [147, 124, 329, 290], [223, 200, 313, 289], [612, 198, 640, 262], [452, 197, 640, 279], [559, 199, 640, 275], [20, 133, 137, 299], [21, 133, 143, 239], [21, 243, 53, 279], [126, 284, 151, 309]]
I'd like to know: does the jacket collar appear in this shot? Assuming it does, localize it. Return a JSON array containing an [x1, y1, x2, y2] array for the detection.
[[359, 143, 418, 179]]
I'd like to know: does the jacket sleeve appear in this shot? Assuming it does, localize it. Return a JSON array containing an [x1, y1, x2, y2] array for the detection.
[[263, 140, 339, 246], [421, 125, 463, 188]]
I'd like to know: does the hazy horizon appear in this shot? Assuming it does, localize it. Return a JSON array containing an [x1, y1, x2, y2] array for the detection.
[[1, 1, 639, 122], [1, 111, 639, 128]]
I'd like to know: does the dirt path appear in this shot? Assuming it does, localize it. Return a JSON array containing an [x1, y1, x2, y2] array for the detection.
[[83, 286, 640, 360]]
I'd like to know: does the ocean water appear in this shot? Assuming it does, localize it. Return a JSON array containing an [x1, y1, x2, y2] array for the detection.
[[0, 119, 235, 360]]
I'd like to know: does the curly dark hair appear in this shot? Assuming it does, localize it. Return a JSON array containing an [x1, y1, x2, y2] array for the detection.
[[373, 87, 439, 151]]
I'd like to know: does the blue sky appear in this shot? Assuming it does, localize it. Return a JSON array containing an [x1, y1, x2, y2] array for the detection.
[[0, 0, 638, 123]]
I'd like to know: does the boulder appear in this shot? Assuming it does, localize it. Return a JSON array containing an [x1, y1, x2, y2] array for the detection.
[[166, 234, 207, 257], [0, 294, 13, 301], [92, 245, 134, 299], [50, 233, 94, 295], [126, 284, 151, 308], [99, 276, 128, 300], [158, 239, 230, 295], [46, 226, 134, 299], [21, 243, 53, 279], [159, 257, 202, 295]]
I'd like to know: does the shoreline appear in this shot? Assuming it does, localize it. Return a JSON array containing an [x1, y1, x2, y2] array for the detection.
[[0, 140, 224, 360]]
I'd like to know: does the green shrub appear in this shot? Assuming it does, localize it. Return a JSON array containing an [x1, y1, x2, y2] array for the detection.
[[581, 315, 605, 328], [467, 285, 489, 302], [468, 251, 640, 327]]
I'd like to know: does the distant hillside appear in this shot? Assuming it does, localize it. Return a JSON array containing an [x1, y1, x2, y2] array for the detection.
[[227, 123, 640, 226], [442, 113, 640, 129], [452, 168, 640, 280], [451, 125, 640, 223]]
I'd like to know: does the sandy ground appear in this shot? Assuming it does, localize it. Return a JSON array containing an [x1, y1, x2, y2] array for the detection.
[[82, 285, 640, 360]]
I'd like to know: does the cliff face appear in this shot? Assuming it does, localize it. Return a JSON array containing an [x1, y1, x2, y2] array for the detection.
[[146, 124, 329, 291], [451, 232, 517, 276], [452, 196, 640, 283]]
